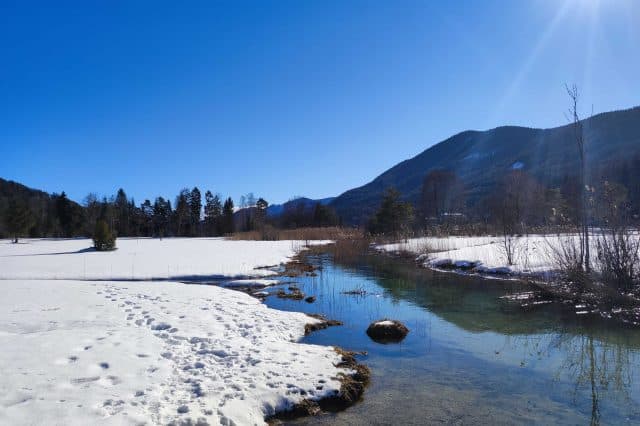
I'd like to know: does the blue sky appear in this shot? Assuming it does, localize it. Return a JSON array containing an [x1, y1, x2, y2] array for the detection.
[[1, 0, 639, 205]]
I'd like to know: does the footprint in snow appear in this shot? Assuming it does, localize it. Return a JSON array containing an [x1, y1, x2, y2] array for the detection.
[[151, 322, 172, 331]]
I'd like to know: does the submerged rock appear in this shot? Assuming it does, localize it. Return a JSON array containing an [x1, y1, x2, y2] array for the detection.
[[366, 319, 409, 343], [277, 288, 305, 300], [305, 296, 316, 303]]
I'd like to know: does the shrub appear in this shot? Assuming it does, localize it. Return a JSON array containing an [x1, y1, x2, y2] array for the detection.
[[596, 228, 640, 292], [93, 220, 116, 251], [547, 233, 590, 289]]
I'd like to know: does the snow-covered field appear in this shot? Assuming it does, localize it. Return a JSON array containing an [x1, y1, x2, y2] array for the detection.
[[0, 238, 329, 280], [0, 238, 345, 425], [377, 235, 576, 276]]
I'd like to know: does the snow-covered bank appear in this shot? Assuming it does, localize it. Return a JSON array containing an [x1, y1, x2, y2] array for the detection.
[[0, 279, 345, 425], [0, 238, 352, 425], [0, 238, 329, 280], [377, 235, 560, 277], [379, 233, 639, 278]]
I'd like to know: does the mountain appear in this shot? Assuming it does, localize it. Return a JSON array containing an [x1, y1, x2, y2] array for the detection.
[[266, 197, 335, 217], [331, 106, 640, 225]]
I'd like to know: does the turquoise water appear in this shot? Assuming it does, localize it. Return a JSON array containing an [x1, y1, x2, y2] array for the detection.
[[265, 254, 640, 425]]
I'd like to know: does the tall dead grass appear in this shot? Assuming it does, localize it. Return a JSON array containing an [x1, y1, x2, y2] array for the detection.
[[230, 226, 363, 241]]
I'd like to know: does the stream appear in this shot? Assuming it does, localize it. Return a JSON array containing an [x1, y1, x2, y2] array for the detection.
[[264, 253, 640, 425]]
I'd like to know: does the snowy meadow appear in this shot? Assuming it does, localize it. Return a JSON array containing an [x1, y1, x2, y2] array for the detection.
[[0, 238, 346, 425]]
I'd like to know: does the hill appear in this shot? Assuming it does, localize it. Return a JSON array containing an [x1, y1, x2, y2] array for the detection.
[[0, 178, 85, 238], [331, 106, 640, 224]]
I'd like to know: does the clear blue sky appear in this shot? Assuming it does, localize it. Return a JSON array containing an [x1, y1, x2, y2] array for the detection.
[[1, 0, 638, 205]]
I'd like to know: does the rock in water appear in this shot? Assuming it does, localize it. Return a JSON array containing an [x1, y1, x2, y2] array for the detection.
[[366, 319, 409, 343]]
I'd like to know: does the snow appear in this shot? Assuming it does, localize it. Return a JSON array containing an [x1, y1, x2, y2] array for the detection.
[[0, 238, 330, 280], [221, 279, 280, 288], [374, 320, 396, 327], [377, 235, 568, 276], [0, 238, 345, 425], [380, 236, 498, 255]]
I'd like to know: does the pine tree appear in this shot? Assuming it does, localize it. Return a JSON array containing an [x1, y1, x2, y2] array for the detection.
[[153, 197, 172, 238], [255, 198, 269, 230], [114, 188, 130, 236], [312, 202, 337, 227], [222, 197, 235, 235], [83, 193, 101, 236], [189, 187, 202, 236], [55, 191, 83, 237], [6, 198, 33, 243], [140, 199, 154, 236], [175, 189, 190, 236], [204, 191, 223, 236], [368, 188, 414, 237]]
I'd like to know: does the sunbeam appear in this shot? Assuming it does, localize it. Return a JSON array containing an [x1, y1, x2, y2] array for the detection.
[[490, 0, 573, 125]]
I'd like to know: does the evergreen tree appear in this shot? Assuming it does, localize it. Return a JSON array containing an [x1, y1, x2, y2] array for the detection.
[[222, 197, 235, 234], [174, 189, 190, 236], [140, 199, 154, 236], [312, 202, 338, 227], [55, 191, 83, 237], [114, 188, 130, 236], [189, 187, 202, 236], [6, 198, 33, 243], [255, 198, 269, 230], [100, 196, 116, 233], [93, 219, 116, 251], [204, 191, 223, 236], [368, 188, 414, 237], [152, 197, 171, 238], [83, 193, 101, 236]]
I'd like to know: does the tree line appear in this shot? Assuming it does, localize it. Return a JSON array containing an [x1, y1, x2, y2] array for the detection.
[[0, 184, 253, 241], [0, 180, 342, 242]]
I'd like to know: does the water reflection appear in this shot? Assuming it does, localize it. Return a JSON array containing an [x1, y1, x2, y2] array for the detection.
[[265, 254, 640, 425]]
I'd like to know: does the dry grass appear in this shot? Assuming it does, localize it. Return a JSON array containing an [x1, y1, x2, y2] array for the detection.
[[230, 226, 362, 241], [333, 238, 371, 260]]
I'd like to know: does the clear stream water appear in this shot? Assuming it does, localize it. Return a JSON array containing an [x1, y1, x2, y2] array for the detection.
[[263, 253, 640, 425]]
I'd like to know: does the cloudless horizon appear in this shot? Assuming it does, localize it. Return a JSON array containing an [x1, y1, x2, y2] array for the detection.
[[2, 0, 639, 205]]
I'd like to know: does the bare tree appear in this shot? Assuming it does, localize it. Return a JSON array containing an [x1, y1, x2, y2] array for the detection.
[[489, 171, 537, 265], [420, 169, 464, 229], [566, 84, 590, 272]]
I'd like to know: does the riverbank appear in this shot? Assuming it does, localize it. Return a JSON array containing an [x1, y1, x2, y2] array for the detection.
[[376, 235, 640, 326], [0, 238, 366, 425]]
